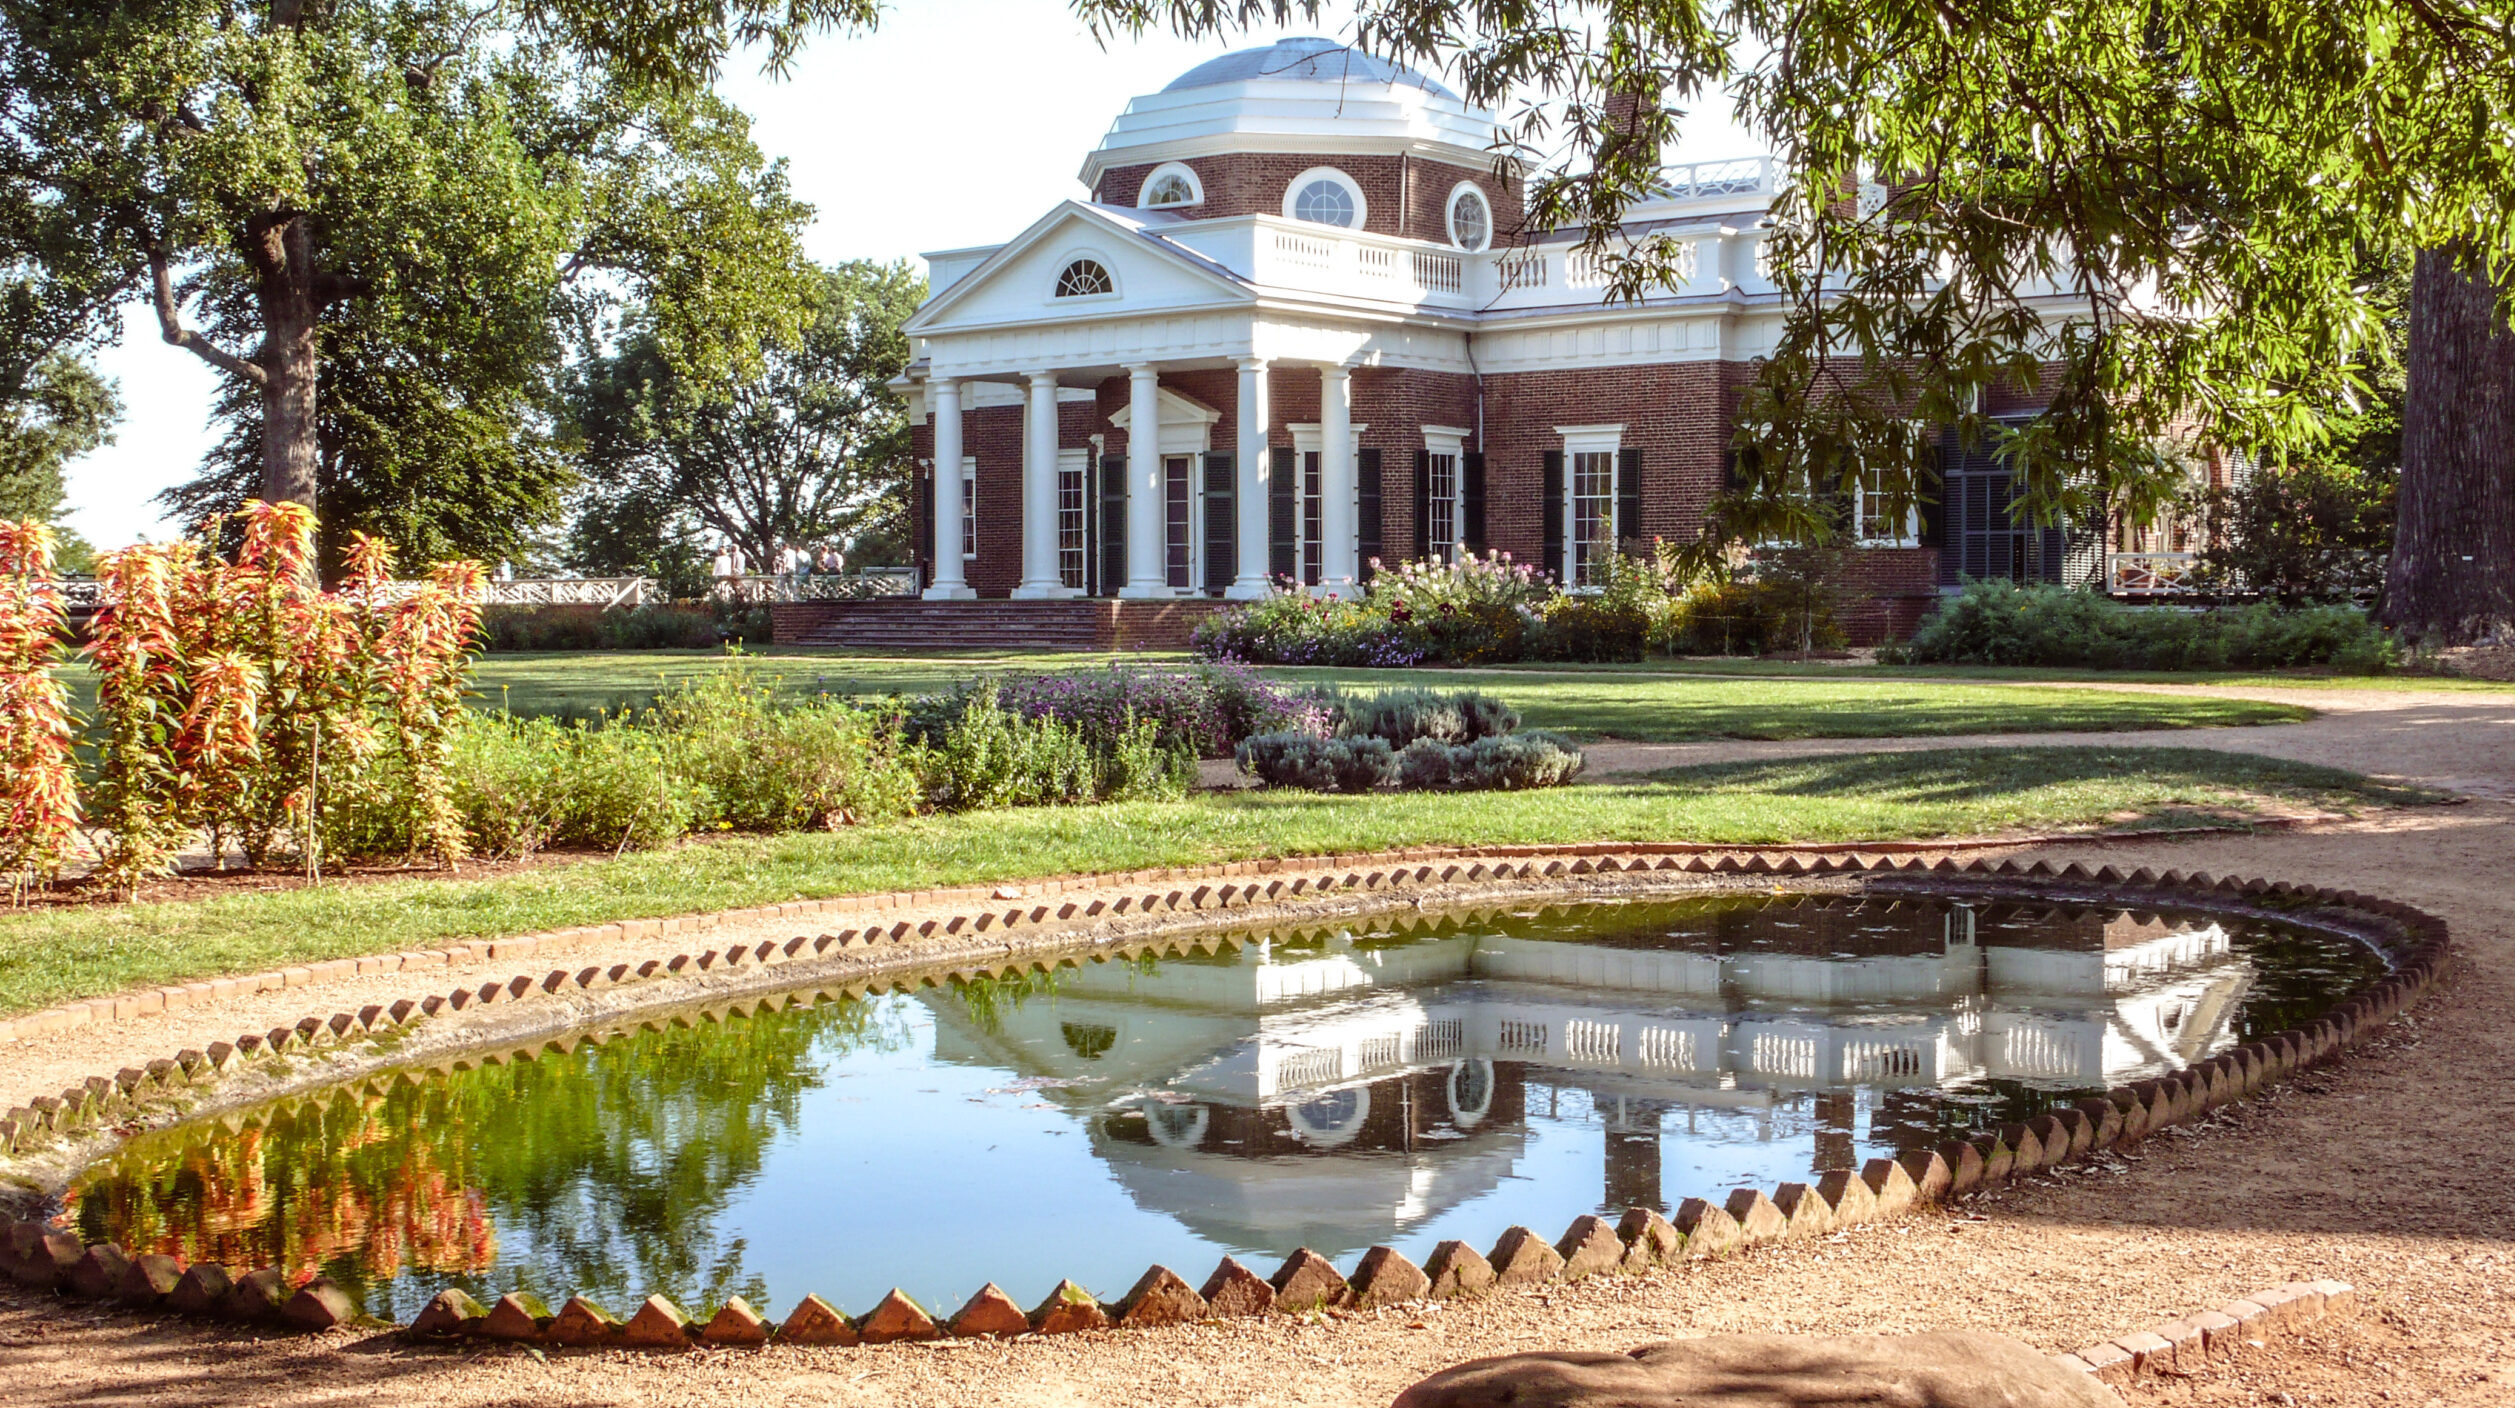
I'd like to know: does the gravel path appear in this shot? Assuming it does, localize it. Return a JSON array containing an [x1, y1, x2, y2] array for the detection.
[[1, 681, 2508, 1407]]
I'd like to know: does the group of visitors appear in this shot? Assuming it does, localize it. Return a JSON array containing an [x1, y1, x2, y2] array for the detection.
[[709, 539, 847, 598]]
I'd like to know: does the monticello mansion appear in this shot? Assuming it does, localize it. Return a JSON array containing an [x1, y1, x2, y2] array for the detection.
[[851, 38, 2157, 650]]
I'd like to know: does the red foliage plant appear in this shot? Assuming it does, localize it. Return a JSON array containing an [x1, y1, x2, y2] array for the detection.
[[0, 521, 81, 885], [83, 502, 487, 896]]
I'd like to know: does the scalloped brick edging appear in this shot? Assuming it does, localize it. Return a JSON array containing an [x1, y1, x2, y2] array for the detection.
[[2054, 1279, 2358, 1387], [0, 851, 2451, 1350]]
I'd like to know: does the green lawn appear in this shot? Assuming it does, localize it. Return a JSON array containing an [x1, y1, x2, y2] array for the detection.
[[0, 746, 2437, 1018], [1471, 657, 2515, 694], [429, 650, 2311, 741]]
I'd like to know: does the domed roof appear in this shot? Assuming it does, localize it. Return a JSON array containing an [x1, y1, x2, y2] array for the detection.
[[1162, 37, 1456, 100]]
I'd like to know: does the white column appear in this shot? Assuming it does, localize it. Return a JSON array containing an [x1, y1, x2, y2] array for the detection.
[[1318, 363, 1357, 594], [1229, 357, 1272, 599], [1013, 370, 1067, 598], [1121, 362, 1171, 598], [923, 378, 974, 599]]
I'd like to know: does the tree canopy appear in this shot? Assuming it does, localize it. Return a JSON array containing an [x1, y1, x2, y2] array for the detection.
[[0, 0, 859, 564], [566, 259, 923, 580], [1084, 2, 2515, 559]]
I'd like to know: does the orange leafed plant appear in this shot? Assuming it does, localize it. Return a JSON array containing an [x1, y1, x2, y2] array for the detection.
[[0, 521, 81, 885], [82, 504, 488, 895]]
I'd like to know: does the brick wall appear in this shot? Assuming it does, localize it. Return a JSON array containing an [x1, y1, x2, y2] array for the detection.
[[1477, 361, 1753, 563], [1095, 152, 1525, 246]]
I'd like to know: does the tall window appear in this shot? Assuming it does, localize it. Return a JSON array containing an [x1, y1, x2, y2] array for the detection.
[[1426, 451, 1460, 562], [1053, 258, 1114, 297], [961, 463, 977, 559], [1057, 452, 1088, 589], [1301, 451, 1324, 585], [1571, 450, 1616, 586], [1858, 468, 1918, 545], [1164, 455, 1193, 589]]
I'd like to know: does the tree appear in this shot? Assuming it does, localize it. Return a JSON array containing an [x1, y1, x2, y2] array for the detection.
[[2388, 244, 2515, 642], [1080, 2, 2515, 626], [0, 351, 117, 569], [565, 259, 923, 575], [0, 0, 869, 522]]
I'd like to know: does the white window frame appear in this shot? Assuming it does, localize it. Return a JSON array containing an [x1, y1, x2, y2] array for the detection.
[[1137, 162, 1205, 211], [1055, 447, 1089, 589], [960, 455, 978, 559], [1555, 423, 1625, 589], [1422, 425, 1469, 563], [1444, 182, 1492, 251], [1049, 250, 1121, 302], [1283, 166, 1367, 228], [1288, 421, 1370, 590], [1856, 420, 1930, 546]]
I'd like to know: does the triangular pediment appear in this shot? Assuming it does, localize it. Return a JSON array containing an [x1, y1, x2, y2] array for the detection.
[[1108, 387, 1222, 429], [906, 202, 1254, 336]]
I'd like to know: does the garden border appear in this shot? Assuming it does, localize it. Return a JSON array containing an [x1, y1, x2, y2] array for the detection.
[[0, 844, 2449, 1351], [2054, 1278, 2359, 1389]]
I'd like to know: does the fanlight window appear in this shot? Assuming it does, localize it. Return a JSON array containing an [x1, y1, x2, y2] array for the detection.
[[1142, 172, 1197, 207], [1448, 187, 1491, 251], [1292, 178, 1357, 227], [1053, 258, 1115, 298]]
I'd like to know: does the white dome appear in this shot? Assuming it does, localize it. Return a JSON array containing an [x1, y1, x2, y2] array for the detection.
[[1081, 37, 1501, 188]]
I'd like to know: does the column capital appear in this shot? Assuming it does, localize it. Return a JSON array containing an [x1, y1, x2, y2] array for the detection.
[[1317, 361, 1353, 381], [1022, 368, 1059, 386], [1123, 360, 1160, 375], [1234, 355, 1269, 372]]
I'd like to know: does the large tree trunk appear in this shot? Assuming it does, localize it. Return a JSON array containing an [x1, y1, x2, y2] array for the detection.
[[2384, 242, 2515, 644], [254, 213, 322, 509]]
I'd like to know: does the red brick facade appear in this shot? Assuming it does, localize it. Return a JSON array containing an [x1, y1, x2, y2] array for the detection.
[[915, 361, 1958, 642], [1095, 152, 1525, 247]]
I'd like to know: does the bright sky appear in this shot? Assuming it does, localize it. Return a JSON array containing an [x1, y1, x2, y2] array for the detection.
[[62, 1, 1759, 551]]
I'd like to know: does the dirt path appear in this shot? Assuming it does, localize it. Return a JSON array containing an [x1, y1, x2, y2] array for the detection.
[[2, 683, 2508, 1408], [1579, 684, 2515, 801]]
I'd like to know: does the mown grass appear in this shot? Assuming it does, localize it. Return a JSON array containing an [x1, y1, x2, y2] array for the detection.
[[0, 746, 2438, 1018], [436, 651, 2311, 741]]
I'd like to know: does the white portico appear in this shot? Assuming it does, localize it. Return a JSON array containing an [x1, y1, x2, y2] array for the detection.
[[894, 35, 1796, 611]]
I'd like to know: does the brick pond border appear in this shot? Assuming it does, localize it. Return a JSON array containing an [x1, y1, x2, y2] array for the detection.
[[2056, 1278, 2358, 1388], [0, 844, 2450, 1346]]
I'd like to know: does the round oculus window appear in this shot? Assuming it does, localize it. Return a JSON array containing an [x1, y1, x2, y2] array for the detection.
[[1449, 187, 1492, 251], [1293, 177, 1358, 227]]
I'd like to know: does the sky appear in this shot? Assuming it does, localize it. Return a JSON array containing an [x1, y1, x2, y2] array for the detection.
[[61, 0, 1760, 551]]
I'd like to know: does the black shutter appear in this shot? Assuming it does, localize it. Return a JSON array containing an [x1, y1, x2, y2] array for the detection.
[[1356, 447, 1382, 582], [1413, 449, 1433, 562], [1268, 446, 1296, 583], [1616, 445, 1643, 552], [1462, 452, 1487, 553], [1541, 450, 1565, 584], [1202, 451, 1235, 592], [1919, 435, 1948, 552], [914, 464, 933, 589], [1098, 455, 1127, 596]]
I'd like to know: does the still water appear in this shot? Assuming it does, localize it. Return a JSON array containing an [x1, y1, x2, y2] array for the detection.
[[66, 892, 2384, 1321]]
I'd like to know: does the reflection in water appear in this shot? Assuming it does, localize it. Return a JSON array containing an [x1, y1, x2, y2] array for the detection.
[[66, 894, 2384, 1318]]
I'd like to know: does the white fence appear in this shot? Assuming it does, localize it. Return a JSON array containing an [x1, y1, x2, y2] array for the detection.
[[2106, 552, 2200, 596], [54, 570, 920, 612]]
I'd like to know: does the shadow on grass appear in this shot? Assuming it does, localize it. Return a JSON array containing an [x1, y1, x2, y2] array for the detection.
[[1643, 746, 2444, 814]]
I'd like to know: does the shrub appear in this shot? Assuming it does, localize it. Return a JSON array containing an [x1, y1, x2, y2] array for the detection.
[[1899, 580, 2396, 672], [984, 660, 1327, 758], [1456, 730, 1587, 790], [1394, 731, 1586, 791], [2190, 462, 2393, 604], [1234, 732, 1396, 791], [1337, 687, 1519, 747], [920, 686, 1191, 811], [478, 603, 768, 651], [1533, 593, 1650, 662]]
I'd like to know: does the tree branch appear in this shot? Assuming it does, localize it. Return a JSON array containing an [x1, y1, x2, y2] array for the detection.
[[149, 246, 266, 387]]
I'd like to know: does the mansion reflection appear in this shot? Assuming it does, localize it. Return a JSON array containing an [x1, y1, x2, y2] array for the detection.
[[923, 896, 2256, 1255]]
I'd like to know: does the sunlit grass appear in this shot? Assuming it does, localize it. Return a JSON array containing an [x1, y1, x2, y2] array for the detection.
[[0, 746, 2438, 1018]]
